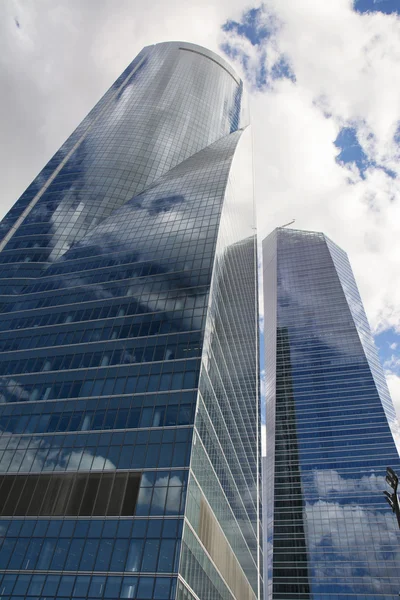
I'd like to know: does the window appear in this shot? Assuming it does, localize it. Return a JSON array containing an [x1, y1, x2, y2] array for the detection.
[[0, 472, 141, 517]]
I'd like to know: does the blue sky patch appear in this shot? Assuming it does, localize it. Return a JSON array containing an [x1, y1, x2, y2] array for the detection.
[[220, 42, 268, 89], [271, 56, 296, 83], [394, 123, 400, 145], [335, 126, 396, 179], [335, 127, 369, 175], [221, 5, 295, 90], [222, 7, 271, 46], [354, 0, 400, 14], [374, 328, 400, 375]]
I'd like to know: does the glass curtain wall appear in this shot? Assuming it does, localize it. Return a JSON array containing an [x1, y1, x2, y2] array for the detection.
[[0, 42, 261, 600], [263, 227, 400, 600]]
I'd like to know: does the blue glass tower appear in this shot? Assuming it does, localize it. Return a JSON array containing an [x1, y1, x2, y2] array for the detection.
[[0, 43, 262, 600], [263, 227, 400, 599]]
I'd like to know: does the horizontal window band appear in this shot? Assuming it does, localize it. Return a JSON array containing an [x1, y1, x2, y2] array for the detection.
[[0, 471, 141, 517]]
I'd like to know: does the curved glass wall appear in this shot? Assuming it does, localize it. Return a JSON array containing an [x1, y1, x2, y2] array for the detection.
[[0, 42, 261, 600], [179, 128, 262, 600]]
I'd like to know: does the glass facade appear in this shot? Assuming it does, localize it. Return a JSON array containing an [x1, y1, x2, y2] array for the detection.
[[0, 42, 262, 600], [263, 227, 400, 600]]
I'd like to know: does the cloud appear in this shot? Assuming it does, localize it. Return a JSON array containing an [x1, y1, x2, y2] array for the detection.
[[305, 498, 399, 594], [221, 5, 295, 90], [1, 0, 400, 469], [221, 3, 400, 440], [0, 434, 116, 472], [386, 371, 400, 418], [221, 1, 400, 341], [2, 3, 399, 334], [2, 2, 399, 335], [313, 468, 386, 497], [137, 473, 183, 513], [384, 354, 400, 371], [301, 468, 400, 593], [0, 0, 247, 218], [383, 347, 400, 429]]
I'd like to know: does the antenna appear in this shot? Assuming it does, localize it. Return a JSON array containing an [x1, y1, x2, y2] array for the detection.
[[280, 219, 295, 228]]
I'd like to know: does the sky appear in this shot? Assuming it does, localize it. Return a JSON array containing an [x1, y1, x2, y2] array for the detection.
[[1, 0, 400, 426]]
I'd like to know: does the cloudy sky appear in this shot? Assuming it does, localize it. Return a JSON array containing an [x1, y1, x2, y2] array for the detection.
[[1, 0, 400, 418]]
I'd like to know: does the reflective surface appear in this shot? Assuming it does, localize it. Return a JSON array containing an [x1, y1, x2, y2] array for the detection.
[[0, 42, 261, 600], [263, 228, 400, 600], [180, 130, 262, 600]]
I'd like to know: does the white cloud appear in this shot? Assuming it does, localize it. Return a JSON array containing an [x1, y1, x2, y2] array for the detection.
[[390, 342, 398, 350], [222, 1, 400, 338], [0, 0, 246, 216], [305, 498, 399, 593], [220, 0, 400, 449], [222, 2, 400, 439], [1, 0, 400, 477], [300, 468, 400, 592], [384, 354, 400, 371], [1, 1, 399, 323], [1, 2, 399, 338], [0, 434, 116, 472], [261, 422, 266, 456], [386, 371, 400, 417], [313, 468, 386, 496]]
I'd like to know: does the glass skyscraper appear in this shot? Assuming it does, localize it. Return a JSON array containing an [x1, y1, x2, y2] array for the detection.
[[263, 227, 400, 599], [0, 42, 262, 600]]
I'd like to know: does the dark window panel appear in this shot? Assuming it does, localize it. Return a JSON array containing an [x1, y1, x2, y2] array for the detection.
[[0, 472, 141, 516]]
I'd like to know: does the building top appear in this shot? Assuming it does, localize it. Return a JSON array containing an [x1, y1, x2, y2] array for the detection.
[[145, 41, 242, 85]]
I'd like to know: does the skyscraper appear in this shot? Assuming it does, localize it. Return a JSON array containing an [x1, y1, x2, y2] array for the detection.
[[0, 42, 262, 600], [263, 227, 400, 599]]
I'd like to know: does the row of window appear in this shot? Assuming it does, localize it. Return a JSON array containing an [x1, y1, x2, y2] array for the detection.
[[0, 338, 201, 376], [278, 421, 389, 439], [275, 409, 386, 427], [0, 361, 199, 403], [0, 241, 203, 272], [10, 195, 218, 228], [22, 207, 217, 235], [0, 320, 202, 353], [0, 402, 194, 435], [275, 361, 373, 375], [0, 516, 183, 543], [0, 427, 192, 451], [9, 254, 211, 295], [17, 172, 221, 237], [16, 204, 218, 241], [0, 436, 192, 474], [0, 283, 207, 331], [1, 237, 212, 281], [0, 573, 176, 599], [277, 431, 395, 450], [277, 379, 375, 393], [0, 534, 179, 574], [12, 194, 219, 242], [0, 388, 196, 416], [2, 270, 212, 313], [275, 456, 395, 470], [2, 224, 216, 267], [1, 226, 217, 266], [0, 472, 141, 517], [0, 299, 162, 331]]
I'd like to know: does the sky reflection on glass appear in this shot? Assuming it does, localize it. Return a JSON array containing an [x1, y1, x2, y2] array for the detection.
[[263, 228, 400, 599], [0, 41, 261, 600]]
